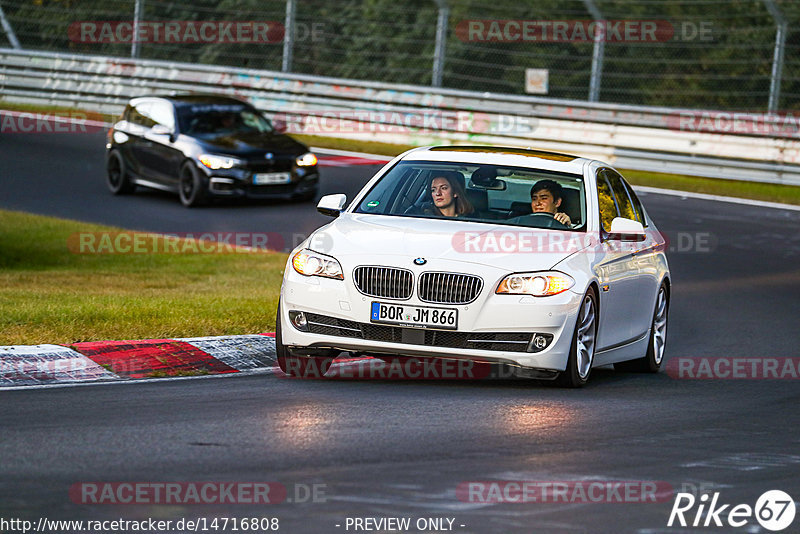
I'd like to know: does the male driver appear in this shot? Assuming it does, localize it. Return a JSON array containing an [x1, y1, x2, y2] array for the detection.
[[507, 179, 571, 229], [531, 179, 571, 226]]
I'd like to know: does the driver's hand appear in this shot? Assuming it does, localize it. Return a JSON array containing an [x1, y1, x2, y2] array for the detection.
[[554, 212, 571, 226]]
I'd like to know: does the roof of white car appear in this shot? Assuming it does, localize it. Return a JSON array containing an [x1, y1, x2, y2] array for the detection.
[[400, 146, 591, 174]]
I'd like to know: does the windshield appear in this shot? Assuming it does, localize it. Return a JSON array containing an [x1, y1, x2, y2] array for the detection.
[[177, 103, 274, 136], [354, 160, 587, 231]]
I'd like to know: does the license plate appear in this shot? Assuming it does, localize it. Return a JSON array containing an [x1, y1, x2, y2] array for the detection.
[[370, 302, 458, 330], [253, 172, 291, 185]]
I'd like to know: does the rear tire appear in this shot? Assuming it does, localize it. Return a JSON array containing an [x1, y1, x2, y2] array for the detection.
[[615, 283, 669, 373], [106, 150, 135, 195], [275, 302, 333, 378], [179, 162, 207, 207], [556, 289, 597, 388]]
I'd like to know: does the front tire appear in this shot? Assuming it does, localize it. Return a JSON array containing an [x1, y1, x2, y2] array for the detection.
[[556, 289, 597, 388], [179, 162, 207, 207], [106, 150, 135, 195], [275, 302, 333, 378], [615, 283, 668, 373]]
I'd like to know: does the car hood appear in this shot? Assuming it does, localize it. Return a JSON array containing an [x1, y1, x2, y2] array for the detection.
[[194, 131, 307, 157], [308, 213, 593, 273]]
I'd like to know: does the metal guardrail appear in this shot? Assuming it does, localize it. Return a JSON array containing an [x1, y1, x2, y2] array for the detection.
[[2, 48, 800, 186]]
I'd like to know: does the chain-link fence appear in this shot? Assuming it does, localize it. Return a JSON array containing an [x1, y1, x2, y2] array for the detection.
[[2, 0, 799, 112]]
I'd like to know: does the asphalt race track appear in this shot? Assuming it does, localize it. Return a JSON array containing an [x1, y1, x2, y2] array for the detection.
[[1, 131, 800, 533], [0, 131, 378, 244]]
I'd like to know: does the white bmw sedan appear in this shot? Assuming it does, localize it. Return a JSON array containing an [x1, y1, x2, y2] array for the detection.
[[277, 146, 670, 387]]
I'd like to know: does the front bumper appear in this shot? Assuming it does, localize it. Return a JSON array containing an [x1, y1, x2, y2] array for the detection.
[[280, 264, 583, 372], [203, 166, 319, 198]]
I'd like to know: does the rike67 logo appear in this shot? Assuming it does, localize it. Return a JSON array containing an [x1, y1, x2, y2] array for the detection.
[[668, 490, 795, 531]]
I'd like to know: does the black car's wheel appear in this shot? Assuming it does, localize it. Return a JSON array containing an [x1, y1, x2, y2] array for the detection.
[[615, 283, 669, 373], [275, 302, 333, 378], [106, 150, 135, 195], [179, 162, 207, 207], [556, 289, 598, 388]]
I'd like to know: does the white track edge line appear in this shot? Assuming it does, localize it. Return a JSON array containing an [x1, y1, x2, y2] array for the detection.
[[632, 185, 800, 212]]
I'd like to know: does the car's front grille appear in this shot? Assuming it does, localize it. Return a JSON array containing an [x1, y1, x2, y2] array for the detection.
[[304, 313, 532, 353], [303, 313, 362, 338], [353, 266, 414, 300], [418, 272, 483, 304], [247, 184, 296, 195], [245, 159, 294, 173]]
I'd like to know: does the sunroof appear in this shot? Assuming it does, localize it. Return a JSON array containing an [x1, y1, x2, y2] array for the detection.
[[428, 145, 578, 162]]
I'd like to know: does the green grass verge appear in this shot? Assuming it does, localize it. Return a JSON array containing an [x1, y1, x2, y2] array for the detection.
[[293, 134, 414, 158], [3, 101, 799, 205], [619, 168, 800, 205], [0, 209, 284, 346], [0, 100, 117, 123]]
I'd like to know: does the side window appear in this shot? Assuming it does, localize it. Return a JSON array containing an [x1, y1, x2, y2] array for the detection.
[[621, 178, 648, 227], [127, 102, 154, 128], [604, 169, 637, 223], [596, 172, 618, 232], [141, 101, 175, 131]]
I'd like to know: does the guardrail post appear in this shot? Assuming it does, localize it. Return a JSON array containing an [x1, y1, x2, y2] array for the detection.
[[131, 0, 143, 58], [0, 3, 21, 49], [282, 0, 296, 72], [432, 0, 449, 87], [582, 0, 604, 102], [762, 0, 786, 114]]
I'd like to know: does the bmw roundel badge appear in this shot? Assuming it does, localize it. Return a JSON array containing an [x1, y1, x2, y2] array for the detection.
[[413, 258, 427, 265]]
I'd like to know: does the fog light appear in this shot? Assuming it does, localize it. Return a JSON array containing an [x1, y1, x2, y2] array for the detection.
[[528, 333, 553, 353], [289, 310, 308, 331]]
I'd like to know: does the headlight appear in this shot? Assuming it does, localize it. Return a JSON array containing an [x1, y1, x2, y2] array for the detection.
[[292, 249, 343, 279], [295, 152, 318, 167], [198, 154, 243, 170], [496, 271, 574, 297]]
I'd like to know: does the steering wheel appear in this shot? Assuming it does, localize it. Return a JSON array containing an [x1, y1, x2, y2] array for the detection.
[[527, 212, 568, 229]]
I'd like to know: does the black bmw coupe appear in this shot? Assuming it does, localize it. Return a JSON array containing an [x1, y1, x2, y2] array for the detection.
[[106, 94, 319, 207]]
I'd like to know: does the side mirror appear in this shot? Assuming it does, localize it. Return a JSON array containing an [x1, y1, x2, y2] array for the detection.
[[608, 217, 646, 242], [150, 124, 177, 142], [150, 124, 173, 136], [317, 194, 347, 217]]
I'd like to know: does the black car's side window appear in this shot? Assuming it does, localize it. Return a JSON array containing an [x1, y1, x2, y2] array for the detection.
[[140, 101, 175, 132], [128, 103, 154, 128]]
